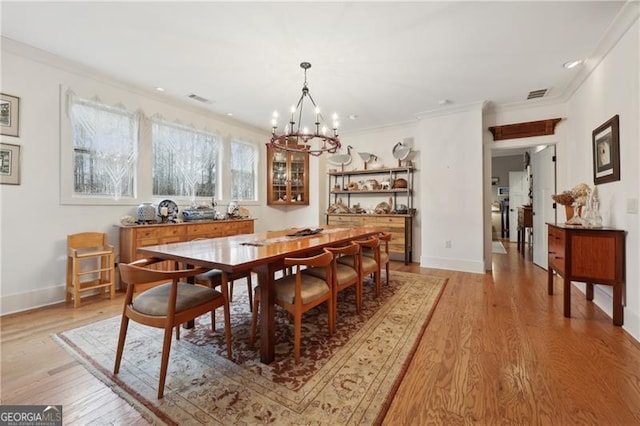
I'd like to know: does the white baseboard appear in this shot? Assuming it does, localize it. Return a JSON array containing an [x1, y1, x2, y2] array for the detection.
[[420, 256, 485, 274], [1, 284, 67, 316]]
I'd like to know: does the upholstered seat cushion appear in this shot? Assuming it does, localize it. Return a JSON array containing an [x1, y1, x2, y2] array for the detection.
[[304, 263, 358, 285], [132, 283, 222, 316], [274, 274, 330, 305], [338, 254, 378, 272], [195, 269, 247, 285], [362, 247, 389, 264]]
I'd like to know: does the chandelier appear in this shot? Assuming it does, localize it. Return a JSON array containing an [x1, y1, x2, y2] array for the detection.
[[267, 62, 341, 156]]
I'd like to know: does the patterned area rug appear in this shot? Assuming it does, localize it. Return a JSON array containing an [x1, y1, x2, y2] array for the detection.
[[54, 271, 447, 425]]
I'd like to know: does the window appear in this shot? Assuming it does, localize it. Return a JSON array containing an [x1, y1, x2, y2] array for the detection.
[[230, 140, 258, 201], [152, 119, 219, 200], [69, 97, 138, 199]]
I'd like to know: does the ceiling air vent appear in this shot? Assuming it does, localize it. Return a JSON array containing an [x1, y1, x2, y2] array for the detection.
[[187, 93, 211, 103], [527, 89, 547, 100]]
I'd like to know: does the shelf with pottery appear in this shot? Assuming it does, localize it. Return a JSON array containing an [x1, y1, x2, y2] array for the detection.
[[326, 165, 414, 265]]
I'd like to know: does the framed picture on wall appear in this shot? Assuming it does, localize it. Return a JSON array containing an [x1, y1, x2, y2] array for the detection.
[[592, 114, 620, 185], [0, 93, 20, 137], [498, 187, 509, 196], [0, 143, 21, 185]]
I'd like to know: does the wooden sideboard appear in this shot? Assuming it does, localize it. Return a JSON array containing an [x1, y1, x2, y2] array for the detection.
[[118, 219, 256, 264], [326, 213, 413, 264], [547, 223, 626, 326]]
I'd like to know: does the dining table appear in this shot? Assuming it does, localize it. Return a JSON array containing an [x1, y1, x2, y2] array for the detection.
[[136, 225, 383, 364]]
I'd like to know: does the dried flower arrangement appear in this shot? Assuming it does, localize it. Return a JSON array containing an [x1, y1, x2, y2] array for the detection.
[[570, 183, 590, 206], [551, 191, 574, 206]]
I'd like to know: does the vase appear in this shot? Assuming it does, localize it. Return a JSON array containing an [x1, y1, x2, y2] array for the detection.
[[565, 204, 583, 225], [137, 202, 156, 223], [564, 205, 575, 223]]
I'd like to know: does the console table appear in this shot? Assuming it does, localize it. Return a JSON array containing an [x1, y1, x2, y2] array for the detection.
[[547, 223, 626, 326]]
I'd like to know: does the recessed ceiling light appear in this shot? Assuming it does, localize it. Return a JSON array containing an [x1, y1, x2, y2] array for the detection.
[[563, 60, 583, 69], [227, 112, 233, 116], [155, 87, 165, 92], [348, 114, 358, 120], [438, 99, 450, 106]]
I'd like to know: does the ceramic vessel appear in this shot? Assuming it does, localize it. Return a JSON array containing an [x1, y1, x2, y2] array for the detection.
[[137, 202, 156, 222]]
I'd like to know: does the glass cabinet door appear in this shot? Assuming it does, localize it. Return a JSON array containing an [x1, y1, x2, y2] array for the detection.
[[267, 147, 309, 205]]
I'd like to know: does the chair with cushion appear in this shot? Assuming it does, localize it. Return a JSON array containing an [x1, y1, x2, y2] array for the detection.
[[250, 250, 334, 363], [195, 269, 254, 308], [114, 258, 232, 399], [305, 242, 361, 332], [363, 232, 391, 285], [66, 232, 115, 308], [340, 237, 381, 298]]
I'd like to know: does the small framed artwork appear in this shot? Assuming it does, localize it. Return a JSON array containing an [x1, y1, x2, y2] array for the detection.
[[0, 143, 21, 185], [498, 187, 509, 196], [0, 93, 20, 137], [592, 114, 620, 185], [491, 177, 499, 186]]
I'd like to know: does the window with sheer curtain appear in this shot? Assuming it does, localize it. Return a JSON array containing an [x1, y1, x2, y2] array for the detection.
[[69, 97, 138, 199], [230, 140, 258, 201], [152, 119, 219, 200]]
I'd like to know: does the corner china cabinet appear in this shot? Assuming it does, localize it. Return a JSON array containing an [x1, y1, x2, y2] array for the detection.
[[267, 147, 309, 205]]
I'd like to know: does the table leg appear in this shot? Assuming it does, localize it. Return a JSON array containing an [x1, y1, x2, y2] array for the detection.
[[255, 264, 276, 364], [613, 283, 624, 326], [563, 276, 571, 318], [586, 282, 594, 301]]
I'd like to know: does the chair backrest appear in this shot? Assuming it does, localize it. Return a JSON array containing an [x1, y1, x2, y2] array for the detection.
[[68, 232, 108, 250], [119, 258, 208, 290], [378, 232, 392, 255], [325, 241, 360, 269]]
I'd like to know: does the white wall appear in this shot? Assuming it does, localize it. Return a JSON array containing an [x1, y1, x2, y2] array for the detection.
[[418, 104, 485, 273], [0, 39, 317, 314], [565, 19, 640, 340]]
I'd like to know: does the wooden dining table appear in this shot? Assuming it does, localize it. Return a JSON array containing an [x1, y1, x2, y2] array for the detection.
[[137, 225, 383, 364]]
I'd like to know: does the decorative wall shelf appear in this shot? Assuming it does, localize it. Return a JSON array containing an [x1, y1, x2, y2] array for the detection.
[[489, 118, 562, 141]]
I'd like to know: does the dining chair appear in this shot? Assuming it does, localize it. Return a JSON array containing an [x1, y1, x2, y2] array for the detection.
[[250, 250, 334, 363], [304, 242, 361, 332], [339, 237, 381, 298], [114, 257, 233, 399], [66, 232, 115, 308], [362, 232, 391, 285], [195, 269, 254, 308]]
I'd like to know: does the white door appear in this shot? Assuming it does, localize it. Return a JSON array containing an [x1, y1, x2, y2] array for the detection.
[[532, 146, 557, 268], [508, 171, 527, 242]]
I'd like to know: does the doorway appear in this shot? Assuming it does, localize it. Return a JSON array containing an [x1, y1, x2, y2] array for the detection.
[[489, 143, 557, 268]]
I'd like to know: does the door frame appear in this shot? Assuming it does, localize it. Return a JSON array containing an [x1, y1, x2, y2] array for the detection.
[[485, 139, 558, 271]]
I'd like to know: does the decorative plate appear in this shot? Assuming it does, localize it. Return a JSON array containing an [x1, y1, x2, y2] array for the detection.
[[157, 199, 178, 219]]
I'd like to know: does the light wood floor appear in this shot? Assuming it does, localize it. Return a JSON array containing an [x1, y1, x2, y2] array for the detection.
[[2, 242, 640, 425]]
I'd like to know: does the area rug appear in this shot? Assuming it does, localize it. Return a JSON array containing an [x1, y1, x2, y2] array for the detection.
[[54, 271, 447, 425], [492, 240, 507, 254]]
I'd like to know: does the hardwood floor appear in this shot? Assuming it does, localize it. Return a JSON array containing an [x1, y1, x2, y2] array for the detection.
[[2, 241, 639, 424]]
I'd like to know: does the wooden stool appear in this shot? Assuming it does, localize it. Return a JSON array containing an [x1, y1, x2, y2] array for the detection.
[[66, 232, 115, 308]]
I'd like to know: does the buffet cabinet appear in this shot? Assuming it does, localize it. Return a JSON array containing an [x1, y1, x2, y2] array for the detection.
[[547, 223, 626, 326], [326, 213, 413, 264], [118, 219, 255, 264]]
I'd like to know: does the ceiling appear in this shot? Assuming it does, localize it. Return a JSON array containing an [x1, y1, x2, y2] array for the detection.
[[0, 1, 628, 135]]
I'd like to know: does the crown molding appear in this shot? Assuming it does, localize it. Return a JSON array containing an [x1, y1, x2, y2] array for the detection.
[[415, 101, 487, 120], [1, 37, 268, 136]]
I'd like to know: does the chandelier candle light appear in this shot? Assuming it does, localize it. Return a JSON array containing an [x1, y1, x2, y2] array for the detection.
[[267, 62, 341, 156]]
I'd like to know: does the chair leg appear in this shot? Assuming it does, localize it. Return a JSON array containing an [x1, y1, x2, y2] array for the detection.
[[114, 315, 130, 374], [375, 269, 382, 298], [249, 289, 260, 347], [328, 294, 335, 336], [157, 324, 174, 399], [229, 281, 235, 302], [385, 262, 390, 286], [294, 311, 302, 364], [175, 325, 180, 340], [73, 258, 81, 308], [221, 278, 233, 360], [246, 273, 253, 309]]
